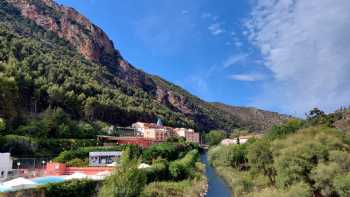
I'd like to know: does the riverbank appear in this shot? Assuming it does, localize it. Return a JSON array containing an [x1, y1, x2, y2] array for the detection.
[[208, 144, 271, 197], [141, 161, 208, 197]]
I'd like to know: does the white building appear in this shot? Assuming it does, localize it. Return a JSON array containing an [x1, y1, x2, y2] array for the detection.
[[89, 151, 123, 167], [0, 153, 13, 181]]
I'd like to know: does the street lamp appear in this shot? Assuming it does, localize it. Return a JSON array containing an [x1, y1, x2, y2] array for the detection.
[[16, 162, 21, 169], [41, 160, 46, 169]]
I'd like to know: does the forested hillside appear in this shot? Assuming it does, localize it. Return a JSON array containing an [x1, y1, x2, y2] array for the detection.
[[0, 0, 288, 138]]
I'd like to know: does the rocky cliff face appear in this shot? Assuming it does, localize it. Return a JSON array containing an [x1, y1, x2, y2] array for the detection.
[[5, 0, 198, 115], [5, 0, 290, 132], [7, 0, 118, 64]]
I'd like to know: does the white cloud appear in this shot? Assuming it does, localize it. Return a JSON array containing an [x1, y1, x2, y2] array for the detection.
[[234, 41, 243, 47], [208, 23, 225, 35], [246, 0, 350, 115], [201, 13, 212, 19], [181, 10, 189, 15], [223, 53, 249, 68], [229, 73, 265, 81]]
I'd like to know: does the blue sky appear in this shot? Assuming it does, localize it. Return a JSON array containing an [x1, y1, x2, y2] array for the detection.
[[56, 0, 350, 116]]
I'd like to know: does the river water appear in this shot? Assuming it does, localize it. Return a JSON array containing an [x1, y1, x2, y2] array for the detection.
[[200, 152, 232, 197]]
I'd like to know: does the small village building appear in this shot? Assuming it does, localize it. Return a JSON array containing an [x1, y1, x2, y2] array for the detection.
[[99, 119, 201, 148], [220, 138, 236, 145], [89, 151, 122, 167], [175, 128, 200, 143], [0, 153, 13, 181], [185, 131, 200, 143]]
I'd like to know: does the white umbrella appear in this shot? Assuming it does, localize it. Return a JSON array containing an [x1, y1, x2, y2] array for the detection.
[[64, 172, 87, 180], [88, 170, 112, 181], [107, 162, 117, 167], [138, 163, 151, 169], [96, 171, 111, 176], [3, 177, 37, 190]]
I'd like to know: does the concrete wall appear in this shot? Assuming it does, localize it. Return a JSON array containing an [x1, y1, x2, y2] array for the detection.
[[0, 153, 12, 181]]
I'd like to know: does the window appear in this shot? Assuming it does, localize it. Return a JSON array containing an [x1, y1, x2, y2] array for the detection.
[[1, 171, 4, 177]]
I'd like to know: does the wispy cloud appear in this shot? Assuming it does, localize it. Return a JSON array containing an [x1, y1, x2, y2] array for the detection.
[[186, 65, 219, 95], [245, 0, 350, 115], [208, 23, 225, 35], [181, 10, 189, 15], [229, 73, 265, 81], [201, 12, 212, 19], [223, 53, 249, 68]]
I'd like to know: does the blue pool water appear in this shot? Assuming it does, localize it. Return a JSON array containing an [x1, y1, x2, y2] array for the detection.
[[32, 176, 65, 185], [0, 185, 12, 192]]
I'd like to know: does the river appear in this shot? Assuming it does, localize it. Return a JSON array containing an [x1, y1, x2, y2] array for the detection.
[[200, 152, 232, 197]]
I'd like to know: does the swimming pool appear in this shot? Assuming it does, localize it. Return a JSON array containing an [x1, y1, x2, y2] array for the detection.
[[0, 185, 12, 192], [31, 176, 65, 185]]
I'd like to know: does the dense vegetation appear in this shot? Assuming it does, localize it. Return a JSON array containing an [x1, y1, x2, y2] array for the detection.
[[0, 0, 197, 157], [204, 130, 227, 146], [209, 109, 350, 197], [0, 135, 96, 157], [99, 142, 206, 197]]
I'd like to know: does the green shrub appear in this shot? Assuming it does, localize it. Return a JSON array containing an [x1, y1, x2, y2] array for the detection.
[[310, 162, 341, 196], [66, 158, 88, 167], [334, 173, 350, 197], [99, 159, 147, 197], [265, 119, 304, 141], [45, 179, 98, 197], [0, 135, 37, 156], [205, 130, 226, 146], [0, 118, 6, 132], [144, 158, 169, 183], [231, 174, 254, 196], [141, 181, 191, 197], [247, 139, 275, 185], [142, 142, 197, 163], [169, 150, 199, 180]]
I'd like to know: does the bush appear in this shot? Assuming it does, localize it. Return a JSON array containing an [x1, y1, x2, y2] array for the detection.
[[169, 150, 199, 180], [99, 159, 147, 197], [66, 158, 88, 167], [141, 180, 191, 197], [310, 162, 342, 196], [45, 179, 99, 197], [144, 159, 169, 183], [334, 173, 350, 197], [205, 130, 226, 146], [265, 119, 304, 141], [0, 118, 6, 131], [0, 135, 37, 156], [142, 142, 197, 163], [247, 139, 275, 185]]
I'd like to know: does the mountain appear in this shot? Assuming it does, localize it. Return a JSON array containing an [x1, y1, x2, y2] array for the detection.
[[0, 0, 289, 132]]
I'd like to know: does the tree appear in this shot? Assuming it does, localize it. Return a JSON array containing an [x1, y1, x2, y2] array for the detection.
[[247, 139, 276, 185], [99, 159, 146, 197], [0, 118, 5, 132], [205, 130, 226, 146], [266, 119, 304, 140]]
